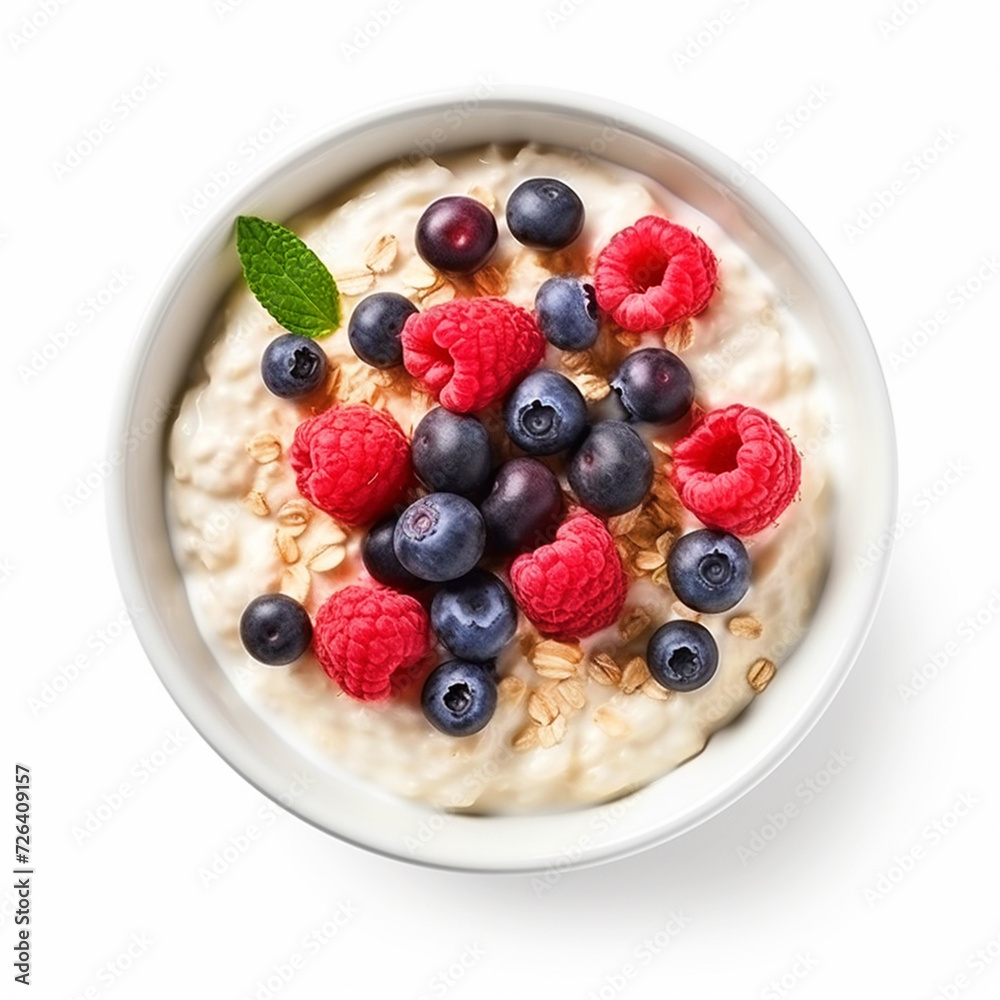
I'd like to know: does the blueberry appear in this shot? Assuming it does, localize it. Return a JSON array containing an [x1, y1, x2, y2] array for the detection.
[[534, 276, 599, 350], [361, 516, 423, 591], [647, 620, 719, 692], [412, 408, 492, 497], [480, 458, 563, 554], [415, 196, 498, 275], [393, 493, 486, 582], [260, 334, 328, 399], [610, 348, 695, 424], [347, 292, 418, 369], [421, 659, 498, 737], [239, 594, 312, 666], [431, 570, 517, 662], [567, 420, 653, 517], [504, 369, 588, 456], [506, 177, 585, 250], [667, 530, 751, 614]]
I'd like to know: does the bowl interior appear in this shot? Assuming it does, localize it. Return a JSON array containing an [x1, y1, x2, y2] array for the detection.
[[111, 93, 895, 872]]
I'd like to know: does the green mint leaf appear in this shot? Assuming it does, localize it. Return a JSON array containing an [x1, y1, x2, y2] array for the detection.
[[235, 216, 341, 338]]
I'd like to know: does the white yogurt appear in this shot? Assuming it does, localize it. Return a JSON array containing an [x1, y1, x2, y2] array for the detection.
[[167, 144, 832, 812]]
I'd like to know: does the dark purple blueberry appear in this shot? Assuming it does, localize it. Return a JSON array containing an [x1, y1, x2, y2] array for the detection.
[[610, 348, 694, 424], [361, 516, 424, 591], [415, 196, 498, 275], [647, 620, 719, 692], [347, 292, 418, 369], [260, 334, 328, 399], [480, 458, 563, 554], [506, 177, 585, 250], [393, 493, 486, 582], [567, 420, 653, 517], [421, 660, 498, 736], [239, 594, 312, 665], [431, 571, 517, 662], [534, 276, 599, 350], [412, 408, 492, 497], [667, 530, 750, 613], [504, 369, 588, 456]]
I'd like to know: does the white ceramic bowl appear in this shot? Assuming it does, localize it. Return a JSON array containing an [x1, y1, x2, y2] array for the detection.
[[109, 89, 896, 873]]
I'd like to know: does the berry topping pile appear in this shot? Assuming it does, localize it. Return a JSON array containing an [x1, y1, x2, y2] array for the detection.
[[233, 179, 804, 740]]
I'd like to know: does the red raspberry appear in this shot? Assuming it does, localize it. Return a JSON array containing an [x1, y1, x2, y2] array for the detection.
[[401, 297, 545, 413], [594, 215, 718, 332], [313, 584, 430, 701], [289, 405, 411, 526], [670, 404, 801, 535], [509, 512, 627, 641]]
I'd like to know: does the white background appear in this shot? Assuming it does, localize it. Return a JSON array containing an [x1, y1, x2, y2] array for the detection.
[[3, 0, 998, 997]]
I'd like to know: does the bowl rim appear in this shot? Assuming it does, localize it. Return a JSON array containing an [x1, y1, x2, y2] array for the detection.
[[107, 86, 897, 873]]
